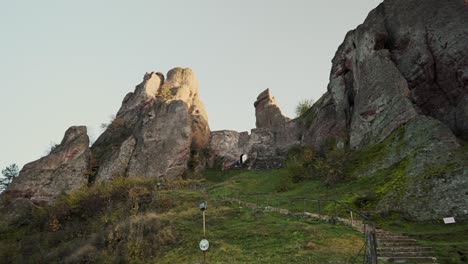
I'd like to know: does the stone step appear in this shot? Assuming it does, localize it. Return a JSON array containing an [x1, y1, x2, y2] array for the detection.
[[378, 256, 438, 263], [378, 251, 436, 258], [377, 237, 416, 242], [378, 241, 419, 247], [377, 235, 410, 240], [378, 246, 434, 253], [376, 229, 398, 235]]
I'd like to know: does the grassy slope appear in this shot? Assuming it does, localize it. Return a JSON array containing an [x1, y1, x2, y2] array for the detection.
[[204, 169, 468, 264], [0, 177, 364, 263]]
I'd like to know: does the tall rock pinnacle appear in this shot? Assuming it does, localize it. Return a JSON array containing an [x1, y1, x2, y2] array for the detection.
[[92, 67, 210, 181], [254, 88, 289, 129]]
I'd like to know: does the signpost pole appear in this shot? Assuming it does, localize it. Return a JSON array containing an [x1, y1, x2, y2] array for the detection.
[[203, 210, 206, 237], [199, 201, 208, 263]]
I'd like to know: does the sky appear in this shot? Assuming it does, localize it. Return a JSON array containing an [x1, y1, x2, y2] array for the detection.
[[0, 0, 380, 171]]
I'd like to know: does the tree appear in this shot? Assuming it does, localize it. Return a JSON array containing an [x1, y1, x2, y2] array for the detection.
[[295, 99, 314, 117], [1, 163, 19, 191]]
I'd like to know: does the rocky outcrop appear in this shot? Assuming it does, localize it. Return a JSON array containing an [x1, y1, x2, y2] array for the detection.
[[6, 126, 91, 204], [92, 68, 210, 181], [208, 130, 246, 169], [296, 0, 468, 221], [210, 89, 300, 169], [369, 116, 467, 221], [308, 0, 468, 149], [254, 88, 289, 129], [210, 0, 468, 221]]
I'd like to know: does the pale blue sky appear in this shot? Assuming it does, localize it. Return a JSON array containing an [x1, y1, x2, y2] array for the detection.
[[0, 0, 379, 171]]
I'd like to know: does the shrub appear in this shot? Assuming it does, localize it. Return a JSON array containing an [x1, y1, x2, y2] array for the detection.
[[285, 146, 315, 183], [283, 145, 352, 187], [312, 148, 351, 186], [1, 164, 19, 191], [286, 157, 307, 183], [275, 172, 293, 192], [107, 214, 179, 261], [295, 99, 314, 117], [159, 87, 175, 101]]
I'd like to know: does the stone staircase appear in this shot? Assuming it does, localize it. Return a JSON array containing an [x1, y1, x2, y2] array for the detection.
[[223, 197, 440, 263], [376, 229, 438, 263]]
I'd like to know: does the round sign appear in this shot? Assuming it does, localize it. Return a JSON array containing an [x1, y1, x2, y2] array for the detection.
[[199, 239, 209, 251]]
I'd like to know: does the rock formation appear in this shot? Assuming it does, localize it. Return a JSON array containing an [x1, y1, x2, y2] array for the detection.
[[6, 126, 91, 204], [3, 0, 467, 222], [254, 88, 289, 129], [209, 0, 468, 221], [92, 68, 210, 181], [312, 0, 468, 148], [208, 130, 248, 169], [4, 68, 210, 205], [210, 89, 299, 169], [297, 0, 468, 221]]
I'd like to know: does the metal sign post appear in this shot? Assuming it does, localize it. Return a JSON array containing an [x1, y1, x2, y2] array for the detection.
[[203, 210, 206, 236], [199, 239, 209, 263], [199, 201, 208, 263]]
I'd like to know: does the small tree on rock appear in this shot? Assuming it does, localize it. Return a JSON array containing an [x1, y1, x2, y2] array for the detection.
[[1, 163, 19, 191], [295, 99, 314, 117]]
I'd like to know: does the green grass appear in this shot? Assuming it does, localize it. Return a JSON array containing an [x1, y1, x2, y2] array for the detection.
[[0, 176, 365, 263], [159, 193, 364, 263], [203, 168, 468, 264]]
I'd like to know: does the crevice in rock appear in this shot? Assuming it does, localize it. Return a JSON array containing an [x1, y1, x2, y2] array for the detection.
[[424, 28, 454, 106]]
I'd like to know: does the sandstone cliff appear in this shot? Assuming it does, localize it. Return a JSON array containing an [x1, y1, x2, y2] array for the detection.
[[6, 126, 91, 204], [305, 0, 468, 149], [5, 68, 210, 205], [299, 0, 468, 221], [210, 0, 468, 221], [254, 88, 290, 129], [92, 68, 210, 181]]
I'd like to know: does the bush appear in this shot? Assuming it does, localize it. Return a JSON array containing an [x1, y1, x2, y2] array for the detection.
[[282, 145, 352, 187], [312, 148, 351, 186], [1, 164, 19, 191], [295, 99, 314, 117], [285, 146, 315, 183], [107, 214, 179, 261], [159, 87, 175, 101], [275, 172, 293, 192]]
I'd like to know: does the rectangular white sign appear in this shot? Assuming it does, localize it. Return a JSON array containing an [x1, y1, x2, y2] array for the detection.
[[443, 217, 455, 224]]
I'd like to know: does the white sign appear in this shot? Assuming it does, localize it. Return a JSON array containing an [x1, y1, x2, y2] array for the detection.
[[199, 239, 209, 251], [443, 217, 456, 224]]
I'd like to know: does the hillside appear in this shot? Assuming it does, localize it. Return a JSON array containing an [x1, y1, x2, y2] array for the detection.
[[205, 168, 468, 263], [0, 176, 365, 263], [2, 169, 466, 263]]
